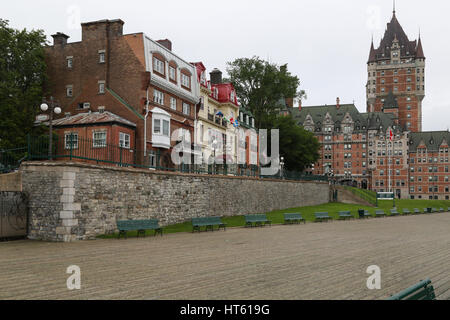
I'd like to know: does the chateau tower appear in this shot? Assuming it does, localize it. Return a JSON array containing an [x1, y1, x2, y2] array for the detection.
[[366, 8, 425, 132]]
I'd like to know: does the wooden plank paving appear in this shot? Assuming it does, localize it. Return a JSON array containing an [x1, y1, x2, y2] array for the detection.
[[0, 212, 449, 300]]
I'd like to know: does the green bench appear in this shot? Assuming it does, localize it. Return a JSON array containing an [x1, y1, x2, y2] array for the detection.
[[413, 208, 420, 214], [244, 214, 272, 227], [314, 212, 332, 222], [116, 219, 163, 239], [338, 211, 354, 220], [284, 213, 305, 225], [390, 208, 400, 216], [375, 210, 386, 217], [387, 279, 436, 300], [402, 208, 411, 215], [192, 217, 226, 232]]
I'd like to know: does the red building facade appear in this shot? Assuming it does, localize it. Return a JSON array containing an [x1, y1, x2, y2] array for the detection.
[[44, 19, 200, 169]]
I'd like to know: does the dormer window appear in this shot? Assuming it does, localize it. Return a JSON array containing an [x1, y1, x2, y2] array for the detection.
[[169, 66, 176, 81], [153, 56, 165, 75], [181, 73, 191, 89], [230, 90, 235, 102], [200, 72, 206, 85]]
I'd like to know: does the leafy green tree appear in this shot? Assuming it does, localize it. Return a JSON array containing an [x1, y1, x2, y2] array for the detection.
[[269, 115, 320, 172], [226, 56, 305, 129], [0, 19, 47, 150]]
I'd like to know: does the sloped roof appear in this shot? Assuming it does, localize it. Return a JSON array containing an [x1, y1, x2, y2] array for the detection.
[[409, 131, 450, 152], [291, 104, 364, 126], [383, 90, 399, 109], [370, 12, 422, 61], [50, 111, 136, 128], [360, 112, 397, 130]]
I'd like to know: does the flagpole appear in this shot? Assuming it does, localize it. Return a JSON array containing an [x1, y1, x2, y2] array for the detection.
[[388, 129, 392, 194]]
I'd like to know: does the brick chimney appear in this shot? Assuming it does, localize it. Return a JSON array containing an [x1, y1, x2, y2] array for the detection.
[[210, 68, 222, 85], [51, 32, 70, 46], [81, 19, 124, 41], [298, 99, 302, 111], [336, 97, 340, 109], [157, 39, 172, 51]]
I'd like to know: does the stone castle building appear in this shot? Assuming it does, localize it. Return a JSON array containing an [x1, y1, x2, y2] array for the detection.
[[289, 8, 449, 200], [366, 9, 425, 133]]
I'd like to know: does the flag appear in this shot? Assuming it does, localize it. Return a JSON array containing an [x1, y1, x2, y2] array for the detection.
[[389, 129, 393, 141]]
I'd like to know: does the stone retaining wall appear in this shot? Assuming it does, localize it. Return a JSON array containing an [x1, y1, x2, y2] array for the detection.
[[20, 162, 330, 242]]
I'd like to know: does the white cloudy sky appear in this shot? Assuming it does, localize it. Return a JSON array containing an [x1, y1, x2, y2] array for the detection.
[[4, 0, 450, 131]]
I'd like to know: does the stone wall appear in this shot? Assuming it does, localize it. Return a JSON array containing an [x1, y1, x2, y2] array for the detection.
[[20, 162, 330, 242], [0, 172, 22, 192]]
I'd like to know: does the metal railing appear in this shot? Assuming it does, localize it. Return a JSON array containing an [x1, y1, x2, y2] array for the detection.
[[0, 147, 28, 173], [2, 135, 328, 182]]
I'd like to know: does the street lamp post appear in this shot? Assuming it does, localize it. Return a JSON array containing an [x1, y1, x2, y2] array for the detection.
[[280, 156, 285, 179], [40, 97, 62, 160]]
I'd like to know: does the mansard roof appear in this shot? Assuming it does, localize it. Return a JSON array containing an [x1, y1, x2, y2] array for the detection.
[[409, 131, 450, 152], [291, 104, 372, 132]]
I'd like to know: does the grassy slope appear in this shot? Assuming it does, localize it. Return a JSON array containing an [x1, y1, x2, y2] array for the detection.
[[99, 199, 450, 239]]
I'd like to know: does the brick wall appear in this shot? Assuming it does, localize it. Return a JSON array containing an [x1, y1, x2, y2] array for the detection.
[[20, 162, 330, 242]]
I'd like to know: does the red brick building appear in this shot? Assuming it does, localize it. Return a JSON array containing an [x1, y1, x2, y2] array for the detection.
[[44, 19, 200, 169], [51, 111, 137, 165], [366, 9, 425, 133], [408, 132, 450, 200]]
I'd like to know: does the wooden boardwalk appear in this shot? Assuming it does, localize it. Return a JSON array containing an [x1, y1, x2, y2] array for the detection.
[[0, 212, 449, 300]]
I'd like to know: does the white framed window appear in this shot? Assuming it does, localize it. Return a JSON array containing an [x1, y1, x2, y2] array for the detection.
[[170, 97, 177, 110], [67, 57, 73, 69], [153, 56, 165, 74], [66, 85, 73, 97], [64, 132, 78, 149], [93, 131, 107, 148], [153, 119, 161, 134], [154, 89, 164, 105], [99, 50, 105, 63], [98, 81, 105, 94], [169, 66, 176, 81], [182, 102, 190, 115], [119, 132, 130, 149], [162, 119, 169, 136], [230, 90, 235, 102], [181, 74, 190, 88]]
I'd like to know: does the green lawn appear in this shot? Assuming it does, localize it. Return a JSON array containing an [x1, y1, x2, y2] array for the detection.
[[98, 199, 450, 239]]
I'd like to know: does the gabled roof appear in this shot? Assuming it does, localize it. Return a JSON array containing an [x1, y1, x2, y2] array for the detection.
[[50, 111, 136, 128], [409, 131, 450, 152]]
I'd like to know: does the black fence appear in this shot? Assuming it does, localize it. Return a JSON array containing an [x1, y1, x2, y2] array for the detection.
[[1, 135, 329, 182]]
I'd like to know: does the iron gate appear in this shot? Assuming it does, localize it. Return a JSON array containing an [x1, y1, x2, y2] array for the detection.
[[0, 192, 28, 240]]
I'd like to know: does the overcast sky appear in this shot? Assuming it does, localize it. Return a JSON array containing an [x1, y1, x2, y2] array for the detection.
[[4, 0, 449, 131]]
